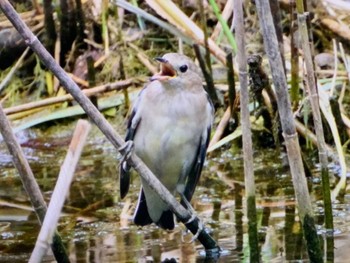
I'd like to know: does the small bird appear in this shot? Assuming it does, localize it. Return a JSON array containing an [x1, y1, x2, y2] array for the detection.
[[119, 53, 213, 230]]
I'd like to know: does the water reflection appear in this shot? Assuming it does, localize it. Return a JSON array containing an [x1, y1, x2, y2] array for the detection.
[[0, 123, 348, 262]]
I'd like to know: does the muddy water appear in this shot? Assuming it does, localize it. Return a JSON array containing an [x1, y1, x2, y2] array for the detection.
[[0, 119, 349, 262]]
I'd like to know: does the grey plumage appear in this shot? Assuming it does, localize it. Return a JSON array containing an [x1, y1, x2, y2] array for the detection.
[[119, 53, 213, 230]]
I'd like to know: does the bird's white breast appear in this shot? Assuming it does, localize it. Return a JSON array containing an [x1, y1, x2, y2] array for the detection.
[[133, 83, 209, 191]]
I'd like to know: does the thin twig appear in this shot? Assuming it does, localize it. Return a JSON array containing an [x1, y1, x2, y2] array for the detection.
[[0, 47, 30, 94], [330, 39, 338, 97], [127, 43, 158, 74], [193, 44, 219, 106], [4, 79, 133, 115], [208, 106, 231, 148], [208, 0, 237, 53], [114, 0, 192, 44], [210, 0, 234, 41], [339, 43, 350, 84], [298, 10, 333, 230], [226, 52, 236, 118]]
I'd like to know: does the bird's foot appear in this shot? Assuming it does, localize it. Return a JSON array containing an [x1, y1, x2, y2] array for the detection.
[[179, 194, 203, 242], [181, 213, 203, 243], [118, 141, 134, 164], [190, 222, 203, 243]]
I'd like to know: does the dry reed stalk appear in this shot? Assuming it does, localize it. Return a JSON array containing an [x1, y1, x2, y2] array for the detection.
[[29, 120, 91, 263]]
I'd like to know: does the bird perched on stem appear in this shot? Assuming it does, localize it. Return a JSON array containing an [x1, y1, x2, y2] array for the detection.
[[119, 53, 213, 230]]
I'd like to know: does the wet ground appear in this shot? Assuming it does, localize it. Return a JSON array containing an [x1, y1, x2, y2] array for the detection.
[[0, 118, 349, 262]]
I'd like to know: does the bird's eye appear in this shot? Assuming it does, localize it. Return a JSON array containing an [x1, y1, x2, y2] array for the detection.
[[179, 64, 188, 73]]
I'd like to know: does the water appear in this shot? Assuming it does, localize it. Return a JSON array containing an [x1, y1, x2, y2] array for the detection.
[[0, 119, 349, 262]]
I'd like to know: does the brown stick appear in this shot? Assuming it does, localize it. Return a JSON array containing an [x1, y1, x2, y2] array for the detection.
[[298, 9, 333, 234], [4, 79, 133, 115], [0, 47, 30, 94], [256, 0, 322, 260], [29, 120, 91, 263], [234, 0, 259, 261], [208, 106, 231, 148]]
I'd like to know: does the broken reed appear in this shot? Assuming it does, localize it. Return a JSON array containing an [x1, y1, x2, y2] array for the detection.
[[233, 0, 260, 261], [255, 0, 322, 261]]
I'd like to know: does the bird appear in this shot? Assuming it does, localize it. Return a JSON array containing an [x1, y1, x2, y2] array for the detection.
[[119, 53, 214, 230]]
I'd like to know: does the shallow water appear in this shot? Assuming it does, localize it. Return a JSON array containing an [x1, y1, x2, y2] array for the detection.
[[0, 119, 349, 262]]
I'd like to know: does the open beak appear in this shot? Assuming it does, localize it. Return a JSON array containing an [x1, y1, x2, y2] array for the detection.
[[150, 57, 177, 81]]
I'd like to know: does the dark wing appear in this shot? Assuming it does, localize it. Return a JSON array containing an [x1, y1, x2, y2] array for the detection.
[[182, 94, 213, 204], [182, 126, 211, 204], [119, 89, 145, 199]]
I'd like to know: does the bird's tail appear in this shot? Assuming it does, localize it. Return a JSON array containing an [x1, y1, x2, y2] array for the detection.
[[134, 188, 153, 226], [134, 188, 175, 230], [157, 210, 175, 230]]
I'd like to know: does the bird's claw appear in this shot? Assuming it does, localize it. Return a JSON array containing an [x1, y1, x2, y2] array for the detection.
[[179, 193, 203, 242], [182, 213, 203, 243], [119, 141, 134, 164], [190, 221, 203, 242]]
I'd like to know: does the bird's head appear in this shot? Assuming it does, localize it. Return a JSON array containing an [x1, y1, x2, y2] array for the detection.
[[150, 53, 202, 87]]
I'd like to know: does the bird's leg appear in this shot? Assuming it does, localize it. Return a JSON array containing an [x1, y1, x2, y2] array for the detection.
[[118, 140, 134, 166], [180, 193, 203, 243]]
